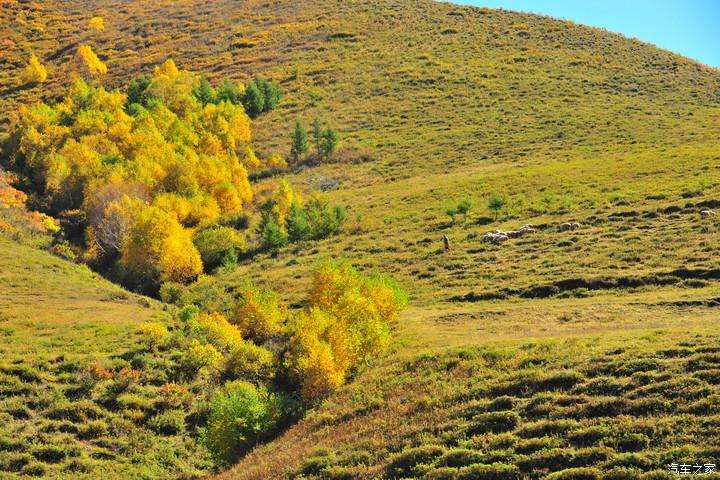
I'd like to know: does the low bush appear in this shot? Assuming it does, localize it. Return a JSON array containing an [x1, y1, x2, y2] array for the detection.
[[190, 312, 244, 353], [20, 461, 48, 477], [467, 411, 520, 435], [0, 452, 33, 472], [225, 341, 275, 382], [386, 445, 446, 478], [232, 284, 285, 343], [77, 419, 109, 439], [193, 226, 244, 272], [148, 409, 186, 435], [202, 380, 280, 465], [437, 448, 485, 468], [546, 467, 601, 480], [136, 322, 170, 347], [456, 462, 519, 480], [183, 340, 223, 373]]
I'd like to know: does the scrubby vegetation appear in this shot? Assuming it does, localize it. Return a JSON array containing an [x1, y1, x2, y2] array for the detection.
[[151, 261, 407, 464], [0, 243, 406, 479]]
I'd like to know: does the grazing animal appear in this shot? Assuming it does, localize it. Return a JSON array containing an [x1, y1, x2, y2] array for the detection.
[[559, 222, 580, 232], [700, 209, 716, 218], [442, 234, 450, 251], [518, 224, 536, 234], [506, 230, 522, 238], [482, 232, 509, 244]]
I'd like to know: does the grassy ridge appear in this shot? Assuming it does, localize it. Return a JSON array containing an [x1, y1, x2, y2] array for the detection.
[[0, 238, 215, 479], [219, 322, 720, 479]]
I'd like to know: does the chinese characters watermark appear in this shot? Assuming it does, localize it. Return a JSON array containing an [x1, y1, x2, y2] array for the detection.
[[667, 463, 716, 475]]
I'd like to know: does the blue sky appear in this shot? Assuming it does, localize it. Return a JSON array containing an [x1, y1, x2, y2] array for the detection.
[[449, 0, 720, 68]]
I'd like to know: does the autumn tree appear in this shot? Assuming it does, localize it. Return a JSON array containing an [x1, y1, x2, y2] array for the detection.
[[121, 206, 202, 291], [285, 262, 407, 403], [232, 284, 285, 343], [77, 45, 107, 77], [21, 54, 48, 85], [88, 16, 105, 32]]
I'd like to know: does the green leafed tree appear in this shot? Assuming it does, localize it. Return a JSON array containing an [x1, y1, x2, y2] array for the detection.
[[193, 76, 217, 105], [290, 120, 309, 164], [242, 80, 265, 118], [319, 127, 340, 162], [488, 193, 505, 220]]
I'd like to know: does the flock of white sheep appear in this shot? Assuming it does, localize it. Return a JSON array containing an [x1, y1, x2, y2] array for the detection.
[[479, 209, 716, 246]]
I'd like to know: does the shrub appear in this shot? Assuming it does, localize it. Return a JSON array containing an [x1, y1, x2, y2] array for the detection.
[[148, 409, 186, 435], [437, 448, 485, 468], [202, 380, 280, 464], [604, 468, 642, 480], [183, 340, 224, 373], [159, 281, 186, 304], [32, 444, 73, 463], [546, 468, 601, 480], [77, 419, 109, 439], [155, 383, 191, 410], [467, 411, 519, 435], [456, 462, 519, 480], [386, 445, 446, 478], [190, 312, 244, 353], [20, 461, 48, 477], [225, 341, 275, 382], [177, 275, 235, 314], [136, 322, 170, 347], [427, 467, 460, 480], [193, 226, 244, 271], [0, 452, 32, 472], [63, 457, 96, 473], [232, 284, 285, 343]]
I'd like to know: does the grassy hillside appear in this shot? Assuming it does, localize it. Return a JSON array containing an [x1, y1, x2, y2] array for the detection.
[[1, 0, 720, 479], [0, 238, 217, 479]]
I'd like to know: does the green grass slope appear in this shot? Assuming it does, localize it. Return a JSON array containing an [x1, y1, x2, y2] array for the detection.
[[0, 238, 215, 479], [2, 0, 720, 478]]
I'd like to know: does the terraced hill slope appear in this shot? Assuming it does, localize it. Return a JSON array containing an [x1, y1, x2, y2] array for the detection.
[[1, 0, 720, 479]]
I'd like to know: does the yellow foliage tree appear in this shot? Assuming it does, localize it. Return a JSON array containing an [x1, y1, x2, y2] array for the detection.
[[121, 205, 202, 289], [21, 54, 47, 84], [232, 285, 285, 343], [77, 45, 108, 76], [88, 16, 105, 32], [271, 179, 299, 228], [285, 262, 407, 403]]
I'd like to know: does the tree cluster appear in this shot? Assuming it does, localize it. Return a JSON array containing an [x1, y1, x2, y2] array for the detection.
[[1, 60, 283, 293], [147, 261, 406, 463], [259, 180, 347, 252], [291, 118, 340, 165]]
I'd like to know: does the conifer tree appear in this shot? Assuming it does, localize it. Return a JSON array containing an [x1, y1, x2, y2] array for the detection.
[[290, 120, 309, 164]]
